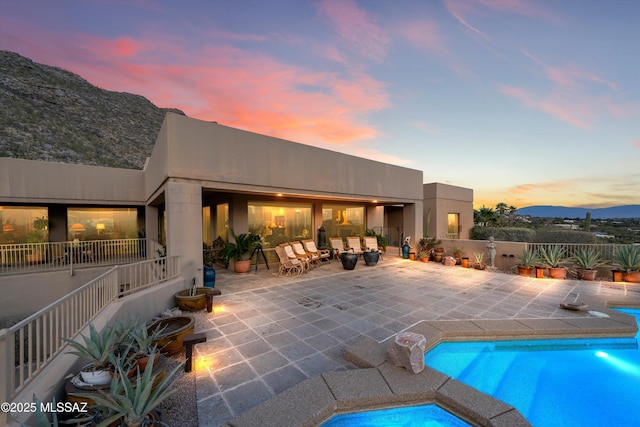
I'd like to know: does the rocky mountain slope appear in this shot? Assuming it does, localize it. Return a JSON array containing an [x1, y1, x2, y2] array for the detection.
[[0, 50, 185, 169]]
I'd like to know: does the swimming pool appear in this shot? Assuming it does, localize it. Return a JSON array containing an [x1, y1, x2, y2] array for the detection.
[[424, 308, 640, 427], [321, 403, 471, 427]]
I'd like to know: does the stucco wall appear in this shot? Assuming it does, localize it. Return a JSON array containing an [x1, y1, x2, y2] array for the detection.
[[152, 113, 424, 203], [423, 183, 474, 240], [0, 158, 145, 205]]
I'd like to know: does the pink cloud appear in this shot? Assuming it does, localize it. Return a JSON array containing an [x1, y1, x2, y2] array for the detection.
[[316, 0, 389, 62], [398, 19, 447, 55], [633, 141, 640, 148], [498, 85, 594, 129]]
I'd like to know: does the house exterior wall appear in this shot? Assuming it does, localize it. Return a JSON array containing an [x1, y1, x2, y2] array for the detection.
[[0, 157, 145, 205], [423, 182, 474, 240]]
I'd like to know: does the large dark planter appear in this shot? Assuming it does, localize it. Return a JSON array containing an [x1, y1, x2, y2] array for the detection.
[[148, 316, 195, 356], [340, 252, 358, 270], [362, 251, 380, 266]]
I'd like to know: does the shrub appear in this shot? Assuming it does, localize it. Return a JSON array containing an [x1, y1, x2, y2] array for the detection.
[[532, 229, 597, 244], [471, 227, 534, 242]]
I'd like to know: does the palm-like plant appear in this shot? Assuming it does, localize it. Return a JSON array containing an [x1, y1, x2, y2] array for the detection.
[[364, 229, 388, 252], [612, 245, 640, 272], [219, 229, 257, 262]]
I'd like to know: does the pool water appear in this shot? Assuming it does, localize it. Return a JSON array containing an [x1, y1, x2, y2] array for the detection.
[[424, 308, 640, 427], [321, 404, 471, 427]]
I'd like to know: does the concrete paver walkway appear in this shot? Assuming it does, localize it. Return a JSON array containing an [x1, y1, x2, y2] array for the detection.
[[191, 252, 640, 426]]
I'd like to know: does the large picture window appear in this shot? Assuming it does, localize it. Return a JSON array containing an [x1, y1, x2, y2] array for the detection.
[[0, 206, 49, 244], [248, 202, 312, 247], [448, 213, 459, 239], [322, 204, 365, 239], [67, 208, 138, 241]]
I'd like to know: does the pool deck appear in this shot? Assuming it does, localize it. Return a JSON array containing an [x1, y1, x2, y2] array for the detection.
[[191, 251, 640, 427]]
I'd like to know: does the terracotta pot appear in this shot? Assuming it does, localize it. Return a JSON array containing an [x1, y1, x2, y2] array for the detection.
[[234, 259, 251, 273], [623, 271, 640, 283], [462, 258, 469, 268], [578, 269, 597, 281], [612, 269, 624, 282], [535, 266, 545, 278], [548, 267, 567, 279], [420, 257, 429, 263], [517, 266, 534, 277]]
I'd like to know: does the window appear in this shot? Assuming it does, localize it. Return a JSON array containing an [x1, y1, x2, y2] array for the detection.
[[67, 208, 138, 241], [216, 203, 229, 242], [447, 213, 459, 239], [248, 202, 312, 247], [0, 206, 48, 243], [202, 206, 211, 244], [322, 204, 365, 239]]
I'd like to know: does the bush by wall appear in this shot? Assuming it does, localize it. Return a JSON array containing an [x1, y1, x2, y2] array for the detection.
[[531, 229, 598, 243], [471, 227, 534, 242], [471, 226, 599, 244]]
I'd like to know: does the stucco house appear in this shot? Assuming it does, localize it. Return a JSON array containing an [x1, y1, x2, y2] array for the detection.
[[1, 112, 473, 299]]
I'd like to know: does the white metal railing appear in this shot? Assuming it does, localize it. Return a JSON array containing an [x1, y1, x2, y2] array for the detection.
[[0, 239, 153, 275], [0, 256, 180, 412]]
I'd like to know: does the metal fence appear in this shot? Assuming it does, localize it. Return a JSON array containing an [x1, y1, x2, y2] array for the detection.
[[0, 256, 180, 415], [0, 239, 161, 275]]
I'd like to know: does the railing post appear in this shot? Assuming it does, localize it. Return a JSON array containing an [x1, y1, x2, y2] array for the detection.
[[0, 328, 10, 425]]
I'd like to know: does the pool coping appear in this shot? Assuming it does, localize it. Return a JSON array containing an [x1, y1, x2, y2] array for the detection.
[[227, 296, 639, 427]]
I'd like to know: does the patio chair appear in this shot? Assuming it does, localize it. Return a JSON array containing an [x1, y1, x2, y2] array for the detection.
[[302, 239, 330, 264], [346, 236, 364, 258], [280, 243, 311, 271], [293, 241, 321, 268], [329, 238, 349, 260], [363, 236, 383, 259], [274, 246, 304, 277]]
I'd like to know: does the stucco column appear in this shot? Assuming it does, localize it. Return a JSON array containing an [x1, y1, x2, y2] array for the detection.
[[165, 182, 203, 285], [403, 202, 423, 251], [366, 205, 384, 234]]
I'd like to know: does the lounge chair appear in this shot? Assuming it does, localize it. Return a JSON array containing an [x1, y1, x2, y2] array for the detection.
[[363, 236, 383, 259], [329, 238, 348, 260], [274, 246, 304, 277], [346, 236, 364, 258], [280, 243, 311, 271], [302, 239, 330, 264], [292, 241, 320, 268]]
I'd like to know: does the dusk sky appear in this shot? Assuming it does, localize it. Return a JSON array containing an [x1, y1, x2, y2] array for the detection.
[[1, 0, 638, 209]]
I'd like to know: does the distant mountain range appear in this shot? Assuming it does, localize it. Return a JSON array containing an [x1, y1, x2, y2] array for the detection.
[[516, 205, 640, 219]]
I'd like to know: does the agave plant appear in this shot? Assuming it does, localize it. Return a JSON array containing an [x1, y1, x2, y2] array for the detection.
[[63, 322, 121, 371], [571, 248, 608, 270], [515, 249, 541, 267], [539, 246, 567, 268], [76, 351, 183, 427], [612, 245, 640, 272]]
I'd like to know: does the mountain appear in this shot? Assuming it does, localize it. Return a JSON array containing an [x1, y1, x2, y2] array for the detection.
[[516, 205, 640, 219], [0, 50, 185, 169]]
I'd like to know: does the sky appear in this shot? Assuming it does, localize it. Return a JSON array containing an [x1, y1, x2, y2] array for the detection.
[[1, 0, 639, 210]]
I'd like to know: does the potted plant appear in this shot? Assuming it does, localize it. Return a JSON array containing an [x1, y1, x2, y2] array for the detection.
[[452, 248, 462, 265], [364, 229, 388, 254], [572, 248, 608, 281], [539, 246, 568, 279], [75, 351, 183, 427], [515, 249, 540, 277], [612, 245, 640, 283], [126, 322, 165, 371], [418, 236, 440, 261], [473, 252, 485, 270], [63, 322, 125, 385], [219, 229, 257, 273]]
